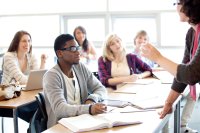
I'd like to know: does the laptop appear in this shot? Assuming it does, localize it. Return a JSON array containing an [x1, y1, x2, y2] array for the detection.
[[21, 69, 47, 91]]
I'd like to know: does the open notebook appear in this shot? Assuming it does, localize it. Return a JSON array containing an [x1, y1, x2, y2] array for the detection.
[[21, 69, 47, 91]]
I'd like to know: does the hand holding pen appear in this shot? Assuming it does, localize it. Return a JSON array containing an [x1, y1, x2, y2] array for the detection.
[[91, 103, 107, 115]]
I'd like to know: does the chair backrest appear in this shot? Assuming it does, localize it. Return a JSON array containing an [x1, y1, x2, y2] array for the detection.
[[0, 70, 2, 83], [92, 71, 99, 80], [28, 92, 48, 133], [36, 92, 48, 121]]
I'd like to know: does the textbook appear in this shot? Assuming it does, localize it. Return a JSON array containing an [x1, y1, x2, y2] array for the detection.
[[58, 114, 142, 132]]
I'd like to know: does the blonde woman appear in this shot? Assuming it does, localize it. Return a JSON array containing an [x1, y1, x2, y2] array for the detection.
[[98, 33, 152, 89]]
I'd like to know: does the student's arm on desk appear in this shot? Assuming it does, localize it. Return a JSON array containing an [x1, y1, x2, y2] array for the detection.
[[159, 89, 180, 119]]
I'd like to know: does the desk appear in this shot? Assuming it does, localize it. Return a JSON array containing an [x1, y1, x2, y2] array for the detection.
[[42, 78, 183, 133], [42, 111, 168, 133], [0, 89, 41, 133]]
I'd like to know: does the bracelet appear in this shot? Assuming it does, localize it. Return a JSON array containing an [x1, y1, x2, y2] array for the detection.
[[89, 105, 92, 115], [86, 99, 96, 104]]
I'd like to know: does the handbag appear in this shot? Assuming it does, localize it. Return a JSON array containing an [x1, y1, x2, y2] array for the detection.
[[0, 84, 21, 101]]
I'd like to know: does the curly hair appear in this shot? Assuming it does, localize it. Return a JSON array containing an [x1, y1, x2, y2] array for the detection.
[[180, 0, 200, 24]]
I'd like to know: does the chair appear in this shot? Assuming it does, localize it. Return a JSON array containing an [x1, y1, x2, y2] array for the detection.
[[92, 71, 99, 80], [27, 92, 48, 133]]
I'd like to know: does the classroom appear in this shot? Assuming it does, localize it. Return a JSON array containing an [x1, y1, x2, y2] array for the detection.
[[0, 0, 200, 133]]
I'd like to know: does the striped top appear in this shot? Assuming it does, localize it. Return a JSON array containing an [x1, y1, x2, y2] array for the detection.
[[1, 52, 39, 85]]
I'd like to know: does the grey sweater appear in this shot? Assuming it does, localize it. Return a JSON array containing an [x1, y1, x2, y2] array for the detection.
[[43, 63, 107, 128]]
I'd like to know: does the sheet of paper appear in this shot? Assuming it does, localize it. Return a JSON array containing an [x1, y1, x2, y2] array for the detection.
[[114, 84, 145, 94], [123, 78, 154, 85]]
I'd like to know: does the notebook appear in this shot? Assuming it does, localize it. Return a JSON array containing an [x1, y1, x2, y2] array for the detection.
[[21, 69, 47, 91]]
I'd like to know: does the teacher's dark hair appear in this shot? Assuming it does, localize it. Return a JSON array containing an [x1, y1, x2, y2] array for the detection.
[[180, 0, 200, 24]]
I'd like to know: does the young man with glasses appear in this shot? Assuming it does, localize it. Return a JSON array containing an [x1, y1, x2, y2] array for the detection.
[[43, 34, 107, 128]]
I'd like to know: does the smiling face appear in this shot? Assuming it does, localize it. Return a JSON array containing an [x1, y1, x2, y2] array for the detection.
[[18, 34, 31, 53]]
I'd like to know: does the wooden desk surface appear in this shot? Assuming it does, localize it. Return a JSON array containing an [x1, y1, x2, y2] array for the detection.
[[0, 89, 41, 109]]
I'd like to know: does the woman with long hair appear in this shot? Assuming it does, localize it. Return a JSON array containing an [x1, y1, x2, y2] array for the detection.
[[98, 33, 152, 90], [73, 26, 97, 63]]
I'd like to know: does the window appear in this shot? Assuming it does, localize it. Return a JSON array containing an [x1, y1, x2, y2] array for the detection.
[[112, 16, 157, 46], [64, 17, 105, 46], [160, 12, 190, 46], [0, 15, 60, 47]]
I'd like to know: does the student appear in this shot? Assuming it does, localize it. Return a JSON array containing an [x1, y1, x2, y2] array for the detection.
[[98, 33, 152, 90], [1, 30, 47, 85], [133, 30, 157, 68], [1, 30, 47, 122], [140, 0, 200, 132], [73, 26, 97, 63], [43, 34, 107, 128]]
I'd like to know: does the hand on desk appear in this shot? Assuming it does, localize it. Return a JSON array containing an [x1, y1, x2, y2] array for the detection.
[[91, 103, 107, 115], [127, 74, 138, 82], [158, 102, 173, 119]]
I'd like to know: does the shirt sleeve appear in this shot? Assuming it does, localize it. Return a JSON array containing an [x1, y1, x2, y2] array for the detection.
[[3, 52, 28, 84], [128, 53, 152, 74], [175, 27, 200, 85], [81, 64, 107, 102], [98, 56, 115, 88], [171, 27, 194, 93], [29, 54, 39, 70]]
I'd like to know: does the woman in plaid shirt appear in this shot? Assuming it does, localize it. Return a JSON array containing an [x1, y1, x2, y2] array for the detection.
[[98, 33, 152, 90]]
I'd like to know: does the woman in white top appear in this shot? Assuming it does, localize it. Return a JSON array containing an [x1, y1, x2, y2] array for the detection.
[[73, 26, 97, 63], [1, 30, 48, 122], [1, 30, 47, 85]]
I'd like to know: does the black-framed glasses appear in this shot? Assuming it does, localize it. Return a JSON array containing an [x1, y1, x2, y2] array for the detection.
[[60, 46, 82, 52]]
